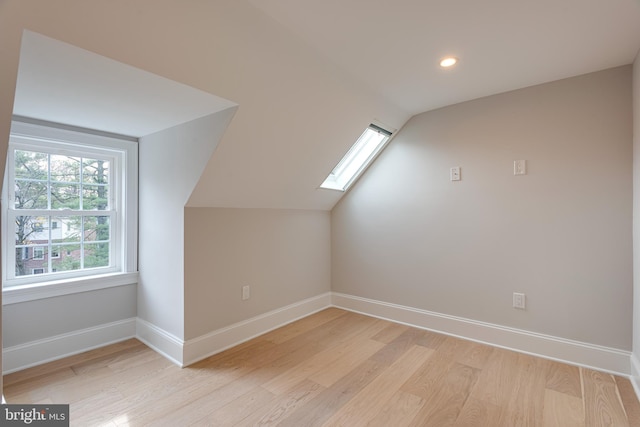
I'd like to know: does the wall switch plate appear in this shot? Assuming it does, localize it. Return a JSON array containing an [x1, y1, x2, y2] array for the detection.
[[242, 285, 250, 300], [514, 160, 526, 175], [450, 166, 461, 181], [513, 292, 526, 309]]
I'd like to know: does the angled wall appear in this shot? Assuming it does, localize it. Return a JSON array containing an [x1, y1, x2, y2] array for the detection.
[[184, 208, 330, 338], [183, 208, 331, 363], [332, 67, 633, 358], [5, 0, 634, 383], [0, 0, 404, 371], [138, 109, 236, 362], [0, 0, 409, 213]]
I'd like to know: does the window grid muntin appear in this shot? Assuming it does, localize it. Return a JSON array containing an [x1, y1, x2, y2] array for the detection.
[[7, 137, 120, 284], [10, 210, 114, 277], [13, 150, 111, 212]]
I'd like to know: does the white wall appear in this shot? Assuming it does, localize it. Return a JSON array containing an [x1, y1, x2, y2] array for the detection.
[[2, 285, 136, 347], [138, 109, 236, 342], [184, 208, 330, 340], [0, 0, 407, 372], [0, 0, 634, 382], [632, 52, 640, 383], [332, 66, 633, 350], [0, 2, 22, 392]]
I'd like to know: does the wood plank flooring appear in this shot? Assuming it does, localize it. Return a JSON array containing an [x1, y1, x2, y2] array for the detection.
[[4, 308, 640, 426]]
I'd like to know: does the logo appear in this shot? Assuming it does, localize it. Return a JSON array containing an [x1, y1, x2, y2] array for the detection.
[[1, 405, 69, 426]]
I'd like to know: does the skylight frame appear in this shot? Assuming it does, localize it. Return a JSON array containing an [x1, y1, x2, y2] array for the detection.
[[320, 124, 393, 192]]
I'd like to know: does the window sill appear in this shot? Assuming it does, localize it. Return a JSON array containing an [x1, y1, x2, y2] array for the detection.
[[2, 272, 138, 305]]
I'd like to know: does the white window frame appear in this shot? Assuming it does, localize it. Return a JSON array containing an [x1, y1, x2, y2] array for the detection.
[[2, 119, 138, 304], [32, 247, 45, 261], [320, 123, 394, 192]]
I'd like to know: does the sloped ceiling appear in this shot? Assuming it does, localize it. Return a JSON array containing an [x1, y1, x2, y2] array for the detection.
[[249, 0, 640, 115], [13, 31, 237, 138], [2, 0, 640, 211]]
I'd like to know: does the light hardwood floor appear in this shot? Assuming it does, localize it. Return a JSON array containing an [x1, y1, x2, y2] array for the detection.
[[4, 308, 640, 426]]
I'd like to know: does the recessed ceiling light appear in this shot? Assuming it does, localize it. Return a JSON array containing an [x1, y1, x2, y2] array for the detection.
[[439, 56, 458, 68]]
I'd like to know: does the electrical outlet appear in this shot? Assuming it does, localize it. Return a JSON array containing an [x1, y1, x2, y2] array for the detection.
[[450, 166, 461, 181], [514, 160, 526, 175], [513, 292, 526, 309], [242, 285, 250, 301]]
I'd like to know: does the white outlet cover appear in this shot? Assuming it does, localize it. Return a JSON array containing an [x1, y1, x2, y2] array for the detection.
[[513, 292, 526, 309], [450, 166, 461, 181], [514, 160, 526, 175]]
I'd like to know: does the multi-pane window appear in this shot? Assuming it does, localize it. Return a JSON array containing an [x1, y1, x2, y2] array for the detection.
[[11, 149, 113, 278], [3, 120, 137, 289]]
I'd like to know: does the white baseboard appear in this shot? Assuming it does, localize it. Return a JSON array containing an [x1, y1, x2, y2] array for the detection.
[[183, 292, 332, 366], [630, 353, 640, 402], [4, 292, 632, 386], [1, 293, 332, 374], [135, 318, 184, 367], [332, 292, 632, 376], [2, 318, 136, 374]]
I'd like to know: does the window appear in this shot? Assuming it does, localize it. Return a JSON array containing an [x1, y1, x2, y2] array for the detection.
[[32, 247, 45, 260], [320, 124, 393, 191], [3, 120, 138, 291]]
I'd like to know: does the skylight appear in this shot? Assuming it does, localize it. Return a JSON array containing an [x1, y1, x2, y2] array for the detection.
[[320, 124, 393, 191]]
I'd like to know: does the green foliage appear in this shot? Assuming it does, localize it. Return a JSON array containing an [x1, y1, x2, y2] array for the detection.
[[84, 243, 109, 268], [14, 150, 111, 276]]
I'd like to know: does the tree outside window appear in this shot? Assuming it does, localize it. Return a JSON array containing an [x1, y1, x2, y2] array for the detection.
[[13, 149, 111, 277]]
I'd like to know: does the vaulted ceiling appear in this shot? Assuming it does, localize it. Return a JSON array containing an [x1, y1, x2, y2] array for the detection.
[[250, 0, 640, 115], [13, 32, 236, 138], [2, 0, 640, 211]]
